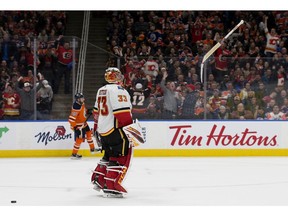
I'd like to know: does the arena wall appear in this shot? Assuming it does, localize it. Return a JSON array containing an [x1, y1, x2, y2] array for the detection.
[[0, 120, 287, 157]]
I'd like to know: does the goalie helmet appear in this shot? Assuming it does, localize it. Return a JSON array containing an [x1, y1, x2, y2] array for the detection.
[[104, 67, 123, 84]]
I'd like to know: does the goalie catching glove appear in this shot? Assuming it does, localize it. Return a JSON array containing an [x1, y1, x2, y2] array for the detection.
[[122, 119, 145, 147]]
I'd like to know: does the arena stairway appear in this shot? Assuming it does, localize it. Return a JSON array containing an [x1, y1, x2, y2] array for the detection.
[[50, 11, 109, 120]]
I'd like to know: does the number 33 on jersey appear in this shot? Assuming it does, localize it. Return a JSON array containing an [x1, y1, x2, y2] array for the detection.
[[94, 84, 132, 135]]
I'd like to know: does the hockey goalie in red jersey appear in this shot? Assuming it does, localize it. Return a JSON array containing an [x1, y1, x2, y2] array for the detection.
[[91, 67, 135, 198]]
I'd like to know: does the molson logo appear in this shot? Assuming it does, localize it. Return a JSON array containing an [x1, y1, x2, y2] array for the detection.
[[169, 124, 278, 147], [35, 125, 72, 145]]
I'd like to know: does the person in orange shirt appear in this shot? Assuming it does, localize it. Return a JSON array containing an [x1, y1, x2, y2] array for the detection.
[[68, 93, 95, 159]]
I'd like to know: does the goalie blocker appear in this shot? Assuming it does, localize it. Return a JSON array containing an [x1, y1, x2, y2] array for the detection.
[[91, 119, 144, 197]]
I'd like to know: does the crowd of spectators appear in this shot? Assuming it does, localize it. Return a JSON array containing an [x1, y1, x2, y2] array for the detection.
[[105, 11, 288, 120], [2, 11, 288, 121], [0, 11, 68, 120]]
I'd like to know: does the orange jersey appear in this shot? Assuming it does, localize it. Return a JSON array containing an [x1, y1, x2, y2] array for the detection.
[[68, 102, 88, 129]]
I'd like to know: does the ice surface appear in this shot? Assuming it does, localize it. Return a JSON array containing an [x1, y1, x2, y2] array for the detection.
[[0, 156, 288, 216]]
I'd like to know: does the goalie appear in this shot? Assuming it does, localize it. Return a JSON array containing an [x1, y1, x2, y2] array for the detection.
[[91, 67, 142, 198]]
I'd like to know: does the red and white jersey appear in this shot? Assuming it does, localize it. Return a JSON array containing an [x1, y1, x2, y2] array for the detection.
[[57, 46, 73, 65], [215, 47, 231, 71], [265, 29, 279, 54], [94, 84, 132, 135], [265, 111, 286, 120], [2, 92, 21, 116], [144, 60, 158, 77]]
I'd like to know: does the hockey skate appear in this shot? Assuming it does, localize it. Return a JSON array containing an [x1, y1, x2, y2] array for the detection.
[[103, 189, 125, 198], [90, 148, 102, 154], [92, 179, 104, 192], [92, 184, 102, 192], [90, 148, 96, 155], [71, 153, 82, 159]]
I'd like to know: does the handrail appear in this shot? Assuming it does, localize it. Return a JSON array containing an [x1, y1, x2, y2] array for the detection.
[[75, 11, 90, 94]]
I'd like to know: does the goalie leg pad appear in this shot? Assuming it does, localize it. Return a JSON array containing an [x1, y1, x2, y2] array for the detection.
[[104, 147, 133, 194], [105, 162, 127, 193], [91, 159, 109, 190]]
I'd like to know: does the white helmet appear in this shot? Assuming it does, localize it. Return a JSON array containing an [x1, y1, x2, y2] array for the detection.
[[104, 67, 123, 84]]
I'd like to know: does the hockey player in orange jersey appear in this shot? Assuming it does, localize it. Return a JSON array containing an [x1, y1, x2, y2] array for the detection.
[[68, 93, 95, 159]]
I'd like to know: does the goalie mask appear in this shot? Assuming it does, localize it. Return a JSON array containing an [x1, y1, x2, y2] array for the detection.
[[104, 67, 123, 84]]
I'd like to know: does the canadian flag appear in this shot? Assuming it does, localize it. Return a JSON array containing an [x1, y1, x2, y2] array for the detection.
[[278, 73, 284, 86]]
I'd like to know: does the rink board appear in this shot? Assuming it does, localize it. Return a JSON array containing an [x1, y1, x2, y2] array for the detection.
[[0, 120, 288, 157]]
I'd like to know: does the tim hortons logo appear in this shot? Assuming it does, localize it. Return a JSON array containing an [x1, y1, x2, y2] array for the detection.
[[169, 124, 277, 147]]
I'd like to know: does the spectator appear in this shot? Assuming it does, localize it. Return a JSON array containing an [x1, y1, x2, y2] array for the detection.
[[239, 82, 252, 104], [219, 74, 231, 91], [54, 36, 73, 94], [55, 21, 65, 36], [1, 33, 17, 68], [110, 39, 123, 57], [265, 104, 286, 120], [230, 103, 254, 120], [246, 96, 259, 115], [214, 41, 231, 82], [16, 81, 40, 120], [0, 60, 11, 75], [143, 55, 158, 81], [2, 83, 20, 120], [180, 84, 198, 119], [254, 82, 268, 107], [39, 47, 57, 89], [216, 105, 230, 120], [263, 95, 277, 113], [36, 79, 53, 119], [280, 97, 288, 115], [197, 103, 217, 119], [254, 106, 266, 120], [160, 69, 181, 119], [133, 16, 149, 35], [227, 95, 242, 113], [189, 17, 205, 45], [262, 69, 277, 92], [146, 95, 161, 119], [20, 69, 34, 87], [264, 16, 280, 59], [127, 81, 151, 120], [208, 89, 222, 112]]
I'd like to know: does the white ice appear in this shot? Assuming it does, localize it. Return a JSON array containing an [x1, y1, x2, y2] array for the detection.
[[1, 156, 288, 212]]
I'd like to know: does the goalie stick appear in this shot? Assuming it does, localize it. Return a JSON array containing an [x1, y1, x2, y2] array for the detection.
[[200, 20, 244, 83], [76, 110, 102, 152], [93, 130, 102, 149]]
